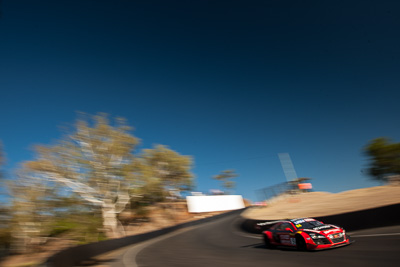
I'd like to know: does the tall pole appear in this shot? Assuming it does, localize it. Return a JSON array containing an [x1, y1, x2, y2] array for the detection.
[[278, 153, 298, 183]]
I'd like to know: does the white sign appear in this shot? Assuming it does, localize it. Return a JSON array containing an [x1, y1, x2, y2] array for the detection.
[[186, 195, 245, 213]]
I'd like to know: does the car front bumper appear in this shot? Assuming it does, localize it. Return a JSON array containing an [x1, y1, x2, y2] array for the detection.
[[307, 237, 354, 250]]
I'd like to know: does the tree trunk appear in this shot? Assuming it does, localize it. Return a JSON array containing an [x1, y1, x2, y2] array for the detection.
[[101, 202, 124, 238]]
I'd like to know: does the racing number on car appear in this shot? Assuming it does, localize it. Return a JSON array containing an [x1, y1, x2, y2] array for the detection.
[[280, 235, 296, 245]]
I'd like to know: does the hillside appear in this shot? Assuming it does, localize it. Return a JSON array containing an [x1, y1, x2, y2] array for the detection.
[[242, 185, 400, 220]]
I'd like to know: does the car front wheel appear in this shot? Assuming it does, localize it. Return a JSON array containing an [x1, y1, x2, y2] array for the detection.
[[296, 235, 307, 251]]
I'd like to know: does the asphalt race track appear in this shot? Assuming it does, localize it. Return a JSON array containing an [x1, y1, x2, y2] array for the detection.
[[112, 211, 400, 267]]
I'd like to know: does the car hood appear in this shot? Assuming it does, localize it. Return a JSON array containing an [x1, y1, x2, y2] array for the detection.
[[302, 224, 343, 234]]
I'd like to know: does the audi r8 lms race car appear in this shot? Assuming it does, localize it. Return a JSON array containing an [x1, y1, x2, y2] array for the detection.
[[262, 218, 352, 251]]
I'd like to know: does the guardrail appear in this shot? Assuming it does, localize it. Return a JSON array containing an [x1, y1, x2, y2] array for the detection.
[[44, 209, 244, 267]]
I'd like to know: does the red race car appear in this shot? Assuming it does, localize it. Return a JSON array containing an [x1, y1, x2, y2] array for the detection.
[[262, 218, 352, 250]]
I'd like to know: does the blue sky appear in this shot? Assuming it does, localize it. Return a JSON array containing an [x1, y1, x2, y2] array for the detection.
[[1, 0, 400, 201]]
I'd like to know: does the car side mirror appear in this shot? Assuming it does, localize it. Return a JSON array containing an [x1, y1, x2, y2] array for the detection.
[[285, 228, 293, 232]]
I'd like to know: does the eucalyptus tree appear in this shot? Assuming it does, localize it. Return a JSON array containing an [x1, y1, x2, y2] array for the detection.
[[0, 141, 4, 179], [135, 145, 194, 200], [8, 168, 54, 253], [213, 169, 238, 194], [0, 142, 12, 255], [20, 114, 140, 238], [364, 137, 400, 183]]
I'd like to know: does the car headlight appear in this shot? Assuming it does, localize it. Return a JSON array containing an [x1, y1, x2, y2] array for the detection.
[[308, 233, 326, 239], [328, 232, 344, 239]]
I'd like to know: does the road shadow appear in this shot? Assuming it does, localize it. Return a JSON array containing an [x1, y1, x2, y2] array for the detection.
[[241, 243, 312, 252], [241, 242, 353, 253], [76, 258, 118, 266], [241, 242, 266, 249]]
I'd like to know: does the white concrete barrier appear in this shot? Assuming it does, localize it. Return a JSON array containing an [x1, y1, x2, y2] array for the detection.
[[186, 195, 245, 213]]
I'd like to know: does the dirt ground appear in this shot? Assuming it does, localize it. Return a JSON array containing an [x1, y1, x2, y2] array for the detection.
[[241, 185, 400, 220]]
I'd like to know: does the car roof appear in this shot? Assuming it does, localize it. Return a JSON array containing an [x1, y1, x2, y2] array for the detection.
[[289, 218, 316, 222]]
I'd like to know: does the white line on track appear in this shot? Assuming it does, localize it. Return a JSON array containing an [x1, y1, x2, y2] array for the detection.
[[121, 217, 227, 267], [351, 233, 400, 237], [122, 226, 196, 267]]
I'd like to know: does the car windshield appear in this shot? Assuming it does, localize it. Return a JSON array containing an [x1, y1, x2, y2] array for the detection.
[[293, 220, 324, 230]]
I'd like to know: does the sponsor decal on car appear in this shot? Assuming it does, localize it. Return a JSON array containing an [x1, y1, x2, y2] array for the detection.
[[313, 225, 332, 230], [280, 234, 291, 244], [304, 229, 319, 233], [280, 234, 290, 240], [323, 229, 341, 235], [292, 218, 315, 224]]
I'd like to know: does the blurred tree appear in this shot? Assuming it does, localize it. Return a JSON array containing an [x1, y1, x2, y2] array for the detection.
[[20, 113, 140, 238], [0, 142, 12, 256], [213, 170, 238, 194], [8, 169, 54, 253], [135, 145, 194, 200], [0, 205, 11, 257], [0, 141, 5, 179], [364, 137, 400, 183], [9, 169, 104, 253]]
